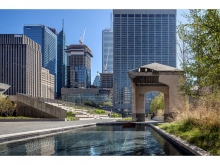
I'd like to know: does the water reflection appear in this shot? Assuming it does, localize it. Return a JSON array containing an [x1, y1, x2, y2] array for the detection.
[[25, 137, 55, 155], [0, 125, 192, 156]]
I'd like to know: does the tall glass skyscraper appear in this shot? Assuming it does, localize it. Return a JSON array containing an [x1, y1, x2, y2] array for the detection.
[[102, 28, 113, 73], [24, 25, 57, 96], [113, 9, 176, 111], [57, 22, 67, 98]]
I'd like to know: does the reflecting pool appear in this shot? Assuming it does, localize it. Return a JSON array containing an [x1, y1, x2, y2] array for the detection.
[[0, 125, 193, 156]]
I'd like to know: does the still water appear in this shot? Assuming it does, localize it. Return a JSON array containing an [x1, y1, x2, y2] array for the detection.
[[0, 125, 192, 156]]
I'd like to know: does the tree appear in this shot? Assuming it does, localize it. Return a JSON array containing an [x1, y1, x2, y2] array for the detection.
[[178, 10, 220, 96], [0, 96, 18, 116], [150, 93, 164, 114]]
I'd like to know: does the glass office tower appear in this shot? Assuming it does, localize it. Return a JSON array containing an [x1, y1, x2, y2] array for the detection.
[[57, 24, 67, 98], [113, 9, 176, 112], [102, 28, 113, 73], [93, 73, 100, 88], [24, 25, 57, 96]]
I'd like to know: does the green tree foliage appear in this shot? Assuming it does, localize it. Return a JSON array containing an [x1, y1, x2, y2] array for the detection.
[[178, 9, 220, 96], [111, 113, 119, 118], [150, 93, 164, 113], [93, 109, 106, 114]]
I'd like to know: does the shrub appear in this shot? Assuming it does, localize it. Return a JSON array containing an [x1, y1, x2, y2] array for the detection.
[[66, 111, 73, 117], [159, 92, 220, 155], [111, 113, 119, 118], [93, 109, 106, 114], [66, 111, 79, 121], [0, 96, 18, 117]]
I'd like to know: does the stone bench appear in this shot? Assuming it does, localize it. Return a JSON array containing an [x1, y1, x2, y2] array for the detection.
[[75, 114, 94, 118]]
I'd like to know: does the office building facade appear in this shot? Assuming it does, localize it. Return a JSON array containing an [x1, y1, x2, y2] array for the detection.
[[102, 28, 113, 73], [57, 25, 67, 98], [113, 9, 176, 111], [61, 88, 112, 104], [65, 44, 93, 88], [0, 34, 42, 96], [23, 25, 57, 96], [41, 67, 55, 99], [100, 73, 113, 88]]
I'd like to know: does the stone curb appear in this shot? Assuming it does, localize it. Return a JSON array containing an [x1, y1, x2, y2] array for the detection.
[[150, 124, 211, 156], [0, 118, 65, 122], [0, 123, 97, 144]]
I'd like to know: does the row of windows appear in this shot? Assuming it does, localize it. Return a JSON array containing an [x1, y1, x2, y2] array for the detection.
[[115, 14, 175, 18]]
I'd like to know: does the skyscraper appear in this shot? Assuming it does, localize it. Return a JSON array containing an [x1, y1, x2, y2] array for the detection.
[[102, 28, 113, 73], [57, 21, 67, 98], [23, 25, 57, 96], [0, 34, 42, 96], [100, 73, 113, 88], [113, 9, 176, 112], [93, 73, 100, 88], [41, 67, 55, 99], [65, 44, 93, 88]]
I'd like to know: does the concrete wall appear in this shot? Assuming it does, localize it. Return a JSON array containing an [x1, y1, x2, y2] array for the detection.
[[159, 75, 183, 121], [131, 74, 183, 122], [16, 94, 66, 119]]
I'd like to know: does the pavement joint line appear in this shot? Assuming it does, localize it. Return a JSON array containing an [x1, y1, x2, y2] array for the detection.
[[150, 124, 211, 156]]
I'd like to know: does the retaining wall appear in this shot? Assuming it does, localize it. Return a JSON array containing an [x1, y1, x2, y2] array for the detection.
[[15, 94, 66, 119]]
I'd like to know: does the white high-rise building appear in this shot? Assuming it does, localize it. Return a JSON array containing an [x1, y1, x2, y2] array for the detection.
[[113, 9, 176, 112], [102, 13, 113, 73]]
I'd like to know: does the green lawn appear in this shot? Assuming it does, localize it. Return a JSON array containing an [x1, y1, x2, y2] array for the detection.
[[0, 116, 34, 119], [157, 119, 220, 155]]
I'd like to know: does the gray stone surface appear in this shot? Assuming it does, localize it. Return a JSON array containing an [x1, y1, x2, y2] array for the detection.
[[0, 119, 116, 136], [0, 119, 118, 144]]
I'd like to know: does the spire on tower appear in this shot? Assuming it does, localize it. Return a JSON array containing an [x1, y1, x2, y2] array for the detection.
[[62, 19, 64, 30]]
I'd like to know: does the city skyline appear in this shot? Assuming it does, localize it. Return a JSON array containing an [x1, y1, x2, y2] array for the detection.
[[0, 9, 188, 83]]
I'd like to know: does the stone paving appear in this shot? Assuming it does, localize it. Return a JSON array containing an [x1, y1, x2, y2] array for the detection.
[[0, 119, 117, 136]]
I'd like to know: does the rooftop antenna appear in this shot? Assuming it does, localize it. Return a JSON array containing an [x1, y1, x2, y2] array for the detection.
[[110, 12, 113, 30], [62, 19, 64, 30]]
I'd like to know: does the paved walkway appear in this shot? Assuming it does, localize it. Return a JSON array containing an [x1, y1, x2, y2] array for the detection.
[[0, 118, 161, 144]]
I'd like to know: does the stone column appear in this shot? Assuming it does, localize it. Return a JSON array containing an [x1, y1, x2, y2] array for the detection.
[[131, 82, 137, 121], [164, 94, 169, 114], [159, 75, 182, 121], [133, 86, 146, 122]]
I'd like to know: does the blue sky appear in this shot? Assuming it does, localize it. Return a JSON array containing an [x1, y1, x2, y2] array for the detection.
[[0, 9, 188, 82]]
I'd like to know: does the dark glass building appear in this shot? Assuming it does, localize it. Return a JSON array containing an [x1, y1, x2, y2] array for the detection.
[[65, 44, 93, 88], [57, 23, 67, 98], [113, 9, 176, 112], [23, 25, 57, 96]]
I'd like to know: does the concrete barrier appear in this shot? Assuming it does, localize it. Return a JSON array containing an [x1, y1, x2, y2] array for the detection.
[[153, 116, 164, 121]]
